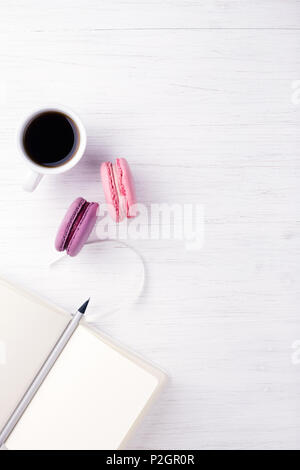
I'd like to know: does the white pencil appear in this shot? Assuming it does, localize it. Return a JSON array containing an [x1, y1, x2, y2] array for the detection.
[[0, 299, 90, 446]]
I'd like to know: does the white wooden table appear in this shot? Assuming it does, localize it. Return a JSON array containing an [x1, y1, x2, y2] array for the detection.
[[0, 0, 300, 450]]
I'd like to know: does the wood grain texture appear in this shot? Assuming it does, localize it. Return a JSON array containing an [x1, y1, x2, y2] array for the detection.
[[0, 0, 300, 450]]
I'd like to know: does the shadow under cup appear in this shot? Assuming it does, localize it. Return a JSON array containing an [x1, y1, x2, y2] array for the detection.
[[22, 110, 80, 168]]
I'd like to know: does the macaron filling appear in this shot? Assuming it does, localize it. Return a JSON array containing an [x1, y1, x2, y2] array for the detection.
[[64, 201, 90, 250], [111, 162, 127, 220], [56, 197, 86, 252], [106, 161, 125, 222], [115, 158, 126, 197]]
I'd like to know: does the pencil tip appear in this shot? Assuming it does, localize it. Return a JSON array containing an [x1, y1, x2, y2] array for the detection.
[[78, 298, 90, 314]]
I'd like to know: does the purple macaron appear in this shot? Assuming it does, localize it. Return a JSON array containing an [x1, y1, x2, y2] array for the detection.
[[55, 197, 99, 257]]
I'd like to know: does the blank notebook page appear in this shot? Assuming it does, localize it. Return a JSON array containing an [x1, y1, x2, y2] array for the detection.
[[6, 324, 164, 450], [0, 278, 69, 434]]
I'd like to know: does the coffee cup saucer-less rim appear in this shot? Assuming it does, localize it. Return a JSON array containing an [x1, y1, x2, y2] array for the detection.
[[18, 106, 87, 191]]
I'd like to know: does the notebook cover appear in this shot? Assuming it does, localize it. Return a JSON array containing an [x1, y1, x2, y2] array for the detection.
[[5, 323, 166, 450], [0, 277, 166, 449]]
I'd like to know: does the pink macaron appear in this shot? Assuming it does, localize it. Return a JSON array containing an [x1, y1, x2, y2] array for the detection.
[[55, 197, 99, 257], [100, 158, 136, 222]]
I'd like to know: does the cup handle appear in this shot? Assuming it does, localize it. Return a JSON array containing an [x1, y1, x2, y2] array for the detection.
[[23, 170, 43, 192]]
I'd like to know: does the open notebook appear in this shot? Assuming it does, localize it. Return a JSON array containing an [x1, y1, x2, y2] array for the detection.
[[0, 277, 166, 450]]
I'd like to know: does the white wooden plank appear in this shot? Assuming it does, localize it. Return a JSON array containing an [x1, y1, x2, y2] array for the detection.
[[1, 0, 300, 31]]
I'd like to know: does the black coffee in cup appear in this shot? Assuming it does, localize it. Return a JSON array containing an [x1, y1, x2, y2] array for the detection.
[[23, 111, 78, 167]]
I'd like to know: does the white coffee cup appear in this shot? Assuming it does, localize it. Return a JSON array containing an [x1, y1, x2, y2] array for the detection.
[[18, 106, 87, 192]]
